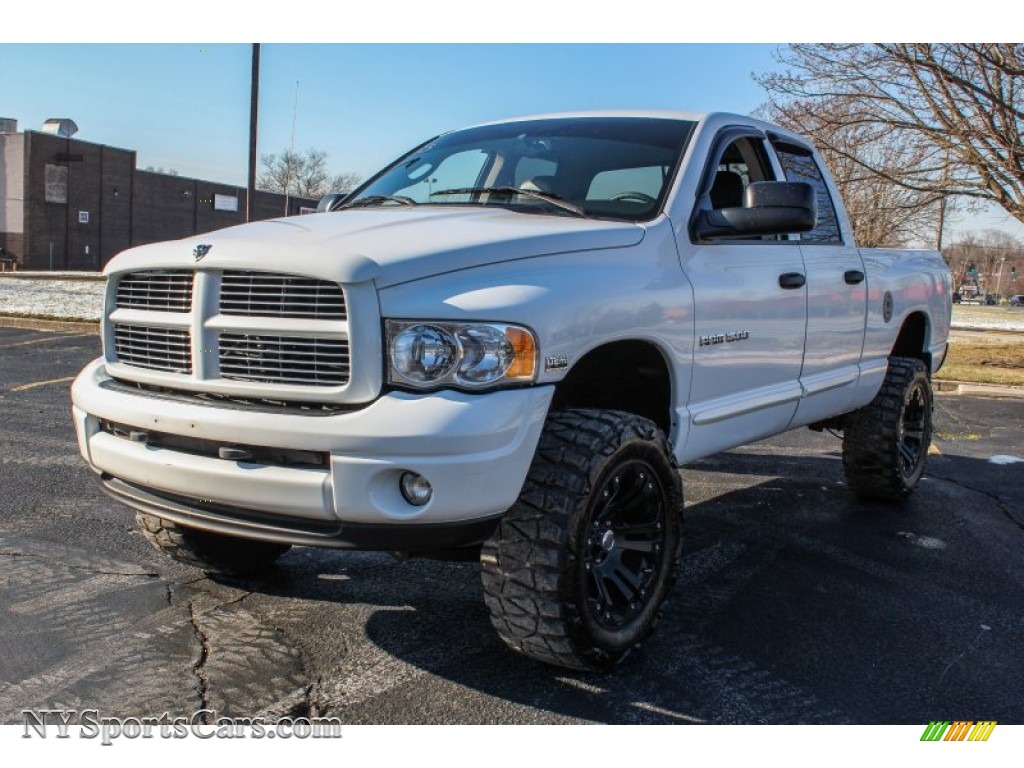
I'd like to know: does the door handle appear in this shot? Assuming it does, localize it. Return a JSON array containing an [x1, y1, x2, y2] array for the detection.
[[844, 270, 865, 285], [779, 272, 806, 289]]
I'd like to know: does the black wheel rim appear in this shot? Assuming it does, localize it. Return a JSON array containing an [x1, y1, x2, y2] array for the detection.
[[898, 381, 929, 478], [583, 459, 667, 631]]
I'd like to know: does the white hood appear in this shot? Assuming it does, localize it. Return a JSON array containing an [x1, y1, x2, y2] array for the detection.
[[104, 207, 646, 287]]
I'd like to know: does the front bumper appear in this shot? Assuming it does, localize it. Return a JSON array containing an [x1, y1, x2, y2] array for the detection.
[[72, 358, 553, 545]]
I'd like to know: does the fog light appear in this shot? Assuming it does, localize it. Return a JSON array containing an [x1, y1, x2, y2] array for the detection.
[[400, 471, 433, 506]]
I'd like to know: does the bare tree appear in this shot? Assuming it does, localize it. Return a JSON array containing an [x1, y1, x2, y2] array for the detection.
[[758, 99, 942, 247], [258, 148, 360, 199], [757, 44, 1024, 224]]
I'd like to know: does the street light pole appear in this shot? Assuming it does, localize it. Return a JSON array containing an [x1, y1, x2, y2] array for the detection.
[[246, 43, 260, 223]]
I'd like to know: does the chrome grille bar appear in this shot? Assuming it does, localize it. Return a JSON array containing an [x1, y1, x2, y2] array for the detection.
[[220, 271, 346, 320], [113, 325, 192, 374], [116, 271, 193, 312], [219, 333, 350, 386]]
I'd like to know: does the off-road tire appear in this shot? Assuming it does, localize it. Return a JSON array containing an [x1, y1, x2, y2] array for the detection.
[[842, 356, 933, 502], [135, 512, 291, 576], [481, 409, 683, 671]]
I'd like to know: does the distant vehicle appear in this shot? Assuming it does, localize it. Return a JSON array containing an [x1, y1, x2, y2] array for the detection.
[[985, 294, 999, 306], [1010, 295, 1024, 307]]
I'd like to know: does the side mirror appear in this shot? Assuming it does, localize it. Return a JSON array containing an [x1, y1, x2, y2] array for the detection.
[[317, 192, 349, 213], [694, 181, 817, 240]]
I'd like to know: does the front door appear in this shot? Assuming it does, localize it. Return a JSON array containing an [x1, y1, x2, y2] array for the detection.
[[679, 132, 808, 462]]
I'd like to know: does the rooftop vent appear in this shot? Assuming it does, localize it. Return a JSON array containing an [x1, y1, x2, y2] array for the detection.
[[41, 118, 78, 138]]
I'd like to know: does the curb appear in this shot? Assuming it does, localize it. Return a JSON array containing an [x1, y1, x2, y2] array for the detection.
[[0, 315, 100, 333], [934, 379, 1024, 399], [0, 272, 105, 282]]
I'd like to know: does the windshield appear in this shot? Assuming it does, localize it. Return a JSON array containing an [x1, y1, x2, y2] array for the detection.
[[344, 117, 695, 222]]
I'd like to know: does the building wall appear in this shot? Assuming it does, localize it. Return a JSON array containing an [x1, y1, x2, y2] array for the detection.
[[5, 131, 315, 270], [0, 134, 25, 262]]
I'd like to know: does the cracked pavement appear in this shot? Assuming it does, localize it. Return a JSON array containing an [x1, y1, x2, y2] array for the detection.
[[1, 326, 1022, 724]]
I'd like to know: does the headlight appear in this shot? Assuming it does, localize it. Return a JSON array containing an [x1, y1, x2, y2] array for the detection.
[[387, 320, 537, 390], [390, 324, 458, 383]]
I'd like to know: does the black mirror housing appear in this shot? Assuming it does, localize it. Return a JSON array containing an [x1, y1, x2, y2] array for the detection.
[[694, 181, 817, 240], [317, 192, 349, 213]]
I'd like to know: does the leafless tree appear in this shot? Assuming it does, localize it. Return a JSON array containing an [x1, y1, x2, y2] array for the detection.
[[757, 44, 1024, 225], [758, 99, 942, 247], [258, 148, 360, 199]]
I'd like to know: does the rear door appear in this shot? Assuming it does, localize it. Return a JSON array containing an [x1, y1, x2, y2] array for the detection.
[[770, 138, 867, 426]]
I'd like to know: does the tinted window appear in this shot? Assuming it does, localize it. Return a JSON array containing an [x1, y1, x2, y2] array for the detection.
[[350, 117, 695, 222], [586, 166, 666, 200], [773, 146, 842, 243]]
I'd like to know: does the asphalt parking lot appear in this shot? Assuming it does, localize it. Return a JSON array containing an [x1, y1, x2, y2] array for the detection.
[[1, 325, 1021, 724]]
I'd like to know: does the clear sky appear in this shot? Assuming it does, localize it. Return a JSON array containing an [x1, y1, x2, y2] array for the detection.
[[0, 44, 778, 181], [1, 39, 1020, 240]]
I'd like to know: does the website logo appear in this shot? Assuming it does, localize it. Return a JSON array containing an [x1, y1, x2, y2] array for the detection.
[[920, 721, 997, 742]]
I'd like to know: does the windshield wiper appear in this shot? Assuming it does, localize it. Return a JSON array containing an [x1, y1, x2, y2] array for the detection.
[[429, 187, 587, 217], [339, 195, 417, 209]]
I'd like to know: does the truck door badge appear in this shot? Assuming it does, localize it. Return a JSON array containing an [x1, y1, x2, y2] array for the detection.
[[699, 330, 750, 347]]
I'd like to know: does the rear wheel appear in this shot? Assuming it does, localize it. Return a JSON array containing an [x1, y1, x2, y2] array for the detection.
[[842, 356, 933, 501], [481, 409, 682, 671], [135, 512, 291, 576]]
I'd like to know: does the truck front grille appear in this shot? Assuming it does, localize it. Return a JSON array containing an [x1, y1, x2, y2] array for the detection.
[[108, 269, 361, 397], [220, 271, 346, 320], [113, 325, 192, 374], [116, 270, 193, 312], [219, 333, 350, 386]]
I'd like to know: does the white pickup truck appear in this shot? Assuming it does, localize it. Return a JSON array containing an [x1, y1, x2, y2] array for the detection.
[[71, 111, 952, 671]]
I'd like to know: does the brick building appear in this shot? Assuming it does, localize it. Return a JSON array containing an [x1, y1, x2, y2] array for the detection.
[[0, 120, 316, 271]]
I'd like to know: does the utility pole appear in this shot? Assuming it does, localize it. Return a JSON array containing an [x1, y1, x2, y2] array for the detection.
[[935, 146, 951, 252], [994, 256, 1006, 298], [285, 80, 299, 216], [246, 43, 260, 223]]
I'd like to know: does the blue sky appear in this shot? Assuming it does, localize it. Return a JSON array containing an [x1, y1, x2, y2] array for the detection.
[[0, 44, 777, 181], [1, 41, 1020, 240]]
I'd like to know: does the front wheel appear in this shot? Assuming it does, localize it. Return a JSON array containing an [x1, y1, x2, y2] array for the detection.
[[135, 512, 291, 576], [842, 356, 934, 501], [481, 409, 683, 671]]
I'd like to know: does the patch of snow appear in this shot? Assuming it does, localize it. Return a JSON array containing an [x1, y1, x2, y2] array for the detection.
[[0, 277, 105, 321], [987, 454, 1023, 465], [951, 306, 1024, 332], [896, 531, 947, 550]]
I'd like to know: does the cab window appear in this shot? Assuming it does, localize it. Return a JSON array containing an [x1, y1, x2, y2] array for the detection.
[[772, 144, 843, 244]]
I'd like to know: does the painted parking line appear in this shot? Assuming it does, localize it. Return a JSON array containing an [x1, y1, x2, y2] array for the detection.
[[9, 375, 76, 392], [0, 332, 95, 349]]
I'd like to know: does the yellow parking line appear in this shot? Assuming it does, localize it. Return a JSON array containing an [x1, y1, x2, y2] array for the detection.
[[0, 333, 95, 349], [10, 376, 76, 392]]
